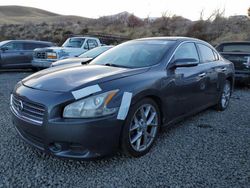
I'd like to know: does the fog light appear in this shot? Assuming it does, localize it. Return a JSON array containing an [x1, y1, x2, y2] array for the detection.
[[49, 143, 62, 153]]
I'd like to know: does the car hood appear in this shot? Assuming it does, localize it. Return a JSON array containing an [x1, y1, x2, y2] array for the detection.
[[51, 57, 92, 67], [22, 65, 149, 92]]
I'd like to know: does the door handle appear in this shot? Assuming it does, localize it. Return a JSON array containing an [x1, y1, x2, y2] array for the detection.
[[198, 73, 206, 77], [221, 67, 227, 72]]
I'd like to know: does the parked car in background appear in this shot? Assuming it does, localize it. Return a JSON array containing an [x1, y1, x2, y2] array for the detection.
[[51, 45, 113, 67], [0, 40, 54, 69], [32, 37, 102, 69], [216, 42, 250, 84], [11, 37, 234, 159]]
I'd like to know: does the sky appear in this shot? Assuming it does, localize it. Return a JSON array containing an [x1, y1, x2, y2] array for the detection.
[[0, 0, 249, 20]]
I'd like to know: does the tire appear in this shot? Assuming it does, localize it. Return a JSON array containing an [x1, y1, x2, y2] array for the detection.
[[121, 98, 161, 157], [215, 80, 231, 111]]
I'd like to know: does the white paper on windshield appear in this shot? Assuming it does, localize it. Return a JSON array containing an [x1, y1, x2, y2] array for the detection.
[[72, 85, 102, 100], [117, 92, 133, 120]]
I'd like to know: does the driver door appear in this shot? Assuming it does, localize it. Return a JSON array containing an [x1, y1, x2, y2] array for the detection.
[[164, 42, 209, 121], [1, 42, 24, 68]]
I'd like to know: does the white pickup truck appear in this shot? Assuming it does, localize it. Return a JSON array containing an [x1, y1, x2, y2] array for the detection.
[[32, 37, 101, 68]]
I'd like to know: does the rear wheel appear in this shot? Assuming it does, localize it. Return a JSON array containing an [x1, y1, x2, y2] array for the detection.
[[215, 80, 231, 111], [121, 98, 160, 157]]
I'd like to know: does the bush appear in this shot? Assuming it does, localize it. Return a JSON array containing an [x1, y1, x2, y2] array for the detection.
[[127, 14, 143, 28]]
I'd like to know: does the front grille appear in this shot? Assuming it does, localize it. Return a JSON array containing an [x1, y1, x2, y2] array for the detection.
[[35, 52, 46, 59], [11, 94, 45, 125]]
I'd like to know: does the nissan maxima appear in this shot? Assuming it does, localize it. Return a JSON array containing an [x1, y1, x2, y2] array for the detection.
[[10, 37, 234, 159]]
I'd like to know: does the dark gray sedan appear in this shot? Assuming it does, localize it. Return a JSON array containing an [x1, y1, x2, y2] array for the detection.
[[10, 37, 234, 159], [0, 40, 54, 69]]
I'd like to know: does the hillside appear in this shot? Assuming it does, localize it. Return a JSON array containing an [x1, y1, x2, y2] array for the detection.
[[0, 5, 92, 24], [0, 5, 59, 17], [0, 5, 249, 46]]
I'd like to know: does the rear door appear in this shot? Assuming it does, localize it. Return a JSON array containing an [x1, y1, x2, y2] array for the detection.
[[22, 42, 49, 65], [0, 41, 24, 68], [196, 43, 221, 104]]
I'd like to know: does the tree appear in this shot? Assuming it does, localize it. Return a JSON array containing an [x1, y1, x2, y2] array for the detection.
[[248, 7, 250, 17], [127, 14, 143, 28]]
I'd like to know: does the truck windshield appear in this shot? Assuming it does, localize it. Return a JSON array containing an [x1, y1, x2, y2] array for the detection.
[[62, 38, 85, 48], [90, 40, 175, 68], [218, 43, 250, 53]]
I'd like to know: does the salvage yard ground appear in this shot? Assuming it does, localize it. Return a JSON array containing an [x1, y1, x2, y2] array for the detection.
[[0, 70, 250, 187]]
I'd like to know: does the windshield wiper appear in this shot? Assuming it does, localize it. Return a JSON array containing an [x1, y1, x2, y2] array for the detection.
[[104, 63, 130, 68]]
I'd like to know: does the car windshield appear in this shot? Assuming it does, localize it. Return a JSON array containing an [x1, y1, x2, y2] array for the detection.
[[79, 46, 112, 58], [220, 44, 250, 53], [62, 38, 85, 48], [90, 40, 175, 68]]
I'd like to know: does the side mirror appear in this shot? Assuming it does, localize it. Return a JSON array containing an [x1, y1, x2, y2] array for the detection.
[[0, 47, 8, 52], [171, 58, 199, 68]]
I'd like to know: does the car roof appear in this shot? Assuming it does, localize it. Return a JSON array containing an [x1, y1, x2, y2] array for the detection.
[[135, 36, 204, 42], [69, 36, 98, 40], [0, 40, 53, 44], [217, 41, 250, 45], [133, 37, 216, 49]]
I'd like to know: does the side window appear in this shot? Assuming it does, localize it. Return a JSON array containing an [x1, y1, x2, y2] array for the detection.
[[174, 43, 199, 61], [3, 42, 23, 51], [23, 43, 36, 50], [88, 40, 98, 50], [37, 43, 50, 48], [84, 41, 89, 50], [84, 40, 98, 50], [24, 43, 49, 50], [197, 44, 216, 63]]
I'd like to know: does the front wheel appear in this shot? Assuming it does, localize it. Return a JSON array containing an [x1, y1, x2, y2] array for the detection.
[[121, 98, 161, 157], [215, 80, 231, 111]]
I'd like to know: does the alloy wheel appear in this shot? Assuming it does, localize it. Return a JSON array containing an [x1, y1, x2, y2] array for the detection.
[[129, 104, 159, 152]]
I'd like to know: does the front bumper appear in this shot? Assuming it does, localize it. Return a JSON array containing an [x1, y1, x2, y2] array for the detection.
[[12, 108, 123, 159], [32, 59, 57, 68]]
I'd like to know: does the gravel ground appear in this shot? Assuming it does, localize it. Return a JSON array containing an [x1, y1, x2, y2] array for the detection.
[[0, 70, 250, 188]]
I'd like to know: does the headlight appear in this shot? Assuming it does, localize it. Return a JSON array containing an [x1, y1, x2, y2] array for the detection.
[[47, 52, 57, 59], [63, 90, 119, 118]]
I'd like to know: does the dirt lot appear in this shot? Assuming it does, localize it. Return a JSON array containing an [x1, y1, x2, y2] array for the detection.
[[0, 70, 250, 188]]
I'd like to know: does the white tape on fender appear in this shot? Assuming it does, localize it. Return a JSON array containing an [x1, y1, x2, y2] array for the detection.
[[72, 85, 102, 100], [117, 92, 132, 120]]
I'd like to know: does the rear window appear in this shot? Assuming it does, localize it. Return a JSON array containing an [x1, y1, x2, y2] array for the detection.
[[218, 43, 250, 53]]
